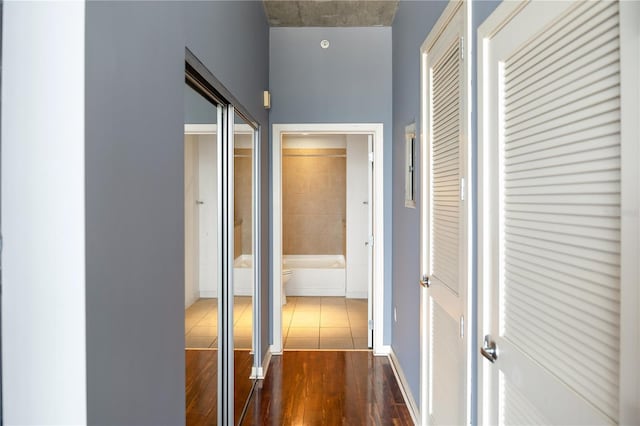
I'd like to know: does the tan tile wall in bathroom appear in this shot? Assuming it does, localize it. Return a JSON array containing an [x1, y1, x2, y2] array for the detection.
[[282, 148, 346, 255], [234, 148, 253, 256]]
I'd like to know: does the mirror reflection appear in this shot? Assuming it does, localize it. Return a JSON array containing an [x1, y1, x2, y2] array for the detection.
[[184, 82, 219, 423], [233, 111, 255, 423]]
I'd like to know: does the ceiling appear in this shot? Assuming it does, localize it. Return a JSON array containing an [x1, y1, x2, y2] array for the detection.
[[263, 0, 399, 27]]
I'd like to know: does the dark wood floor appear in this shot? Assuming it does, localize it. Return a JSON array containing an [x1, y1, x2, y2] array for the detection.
[[241, 351, 413, 425], [186, 350, 254, 426]]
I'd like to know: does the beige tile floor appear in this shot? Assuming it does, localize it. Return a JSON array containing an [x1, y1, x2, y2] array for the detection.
[[185, 296, 369, 350], [185, 296, 253, 349], [283, 296, 369, 350]]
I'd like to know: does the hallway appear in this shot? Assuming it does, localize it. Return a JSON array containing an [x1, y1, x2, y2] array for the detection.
[[4, 1, 639, 424], [243, 351, 412, 425]]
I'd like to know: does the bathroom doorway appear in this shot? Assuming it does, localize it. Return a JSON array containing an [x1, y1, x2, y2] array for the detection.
[[272, 124, 385, 355]]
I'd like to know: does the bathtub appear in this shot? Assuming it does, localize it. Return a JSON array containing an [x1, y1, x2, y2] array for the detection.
[[234, 254, 253, 296], [283, 255, 346, 296]]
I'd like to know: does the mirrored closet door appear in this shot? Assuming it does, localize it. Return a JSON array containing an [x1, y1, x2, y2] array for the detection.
[[184, 80, 222, 424], [184, 54, 260, 425], [231, 111, 257, 424]]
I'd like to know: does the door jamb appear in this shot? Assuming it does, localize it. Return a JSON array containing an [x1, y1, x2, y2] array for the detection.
[[271, 123, 386, 355]]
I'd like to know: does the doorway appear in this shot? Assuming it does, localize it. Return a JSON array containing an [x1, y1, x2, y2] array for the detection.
[[271, 123, 385, 355]]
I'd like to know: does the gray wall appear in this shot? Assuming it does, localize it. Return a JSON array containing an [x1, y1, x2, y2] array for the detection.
[[391, 0, 448, 403], [85, 2, 269, 423], [269, 27, 393, 344], [390, 0, 500, 411]]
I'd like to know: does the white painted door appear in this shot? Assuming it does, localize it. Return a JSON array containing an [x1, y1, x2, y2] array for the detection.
[[479, 1, 640, 424], [419, 2, 470, 425]]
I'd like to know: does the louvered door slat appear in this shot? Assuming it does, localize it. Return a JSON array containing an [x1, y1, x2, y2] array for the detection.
[[507, 64, 619, 125], [505, 248, 620, 299], [505, 133, 620, 166], [508, 40, 619, 114], [505, 232, 619, 267], [501, 375, 551, 426], [506, 9, 618, 96], [504, 308, 619, 387], [504, 211, 620, 234], [504, 1, 616, 86], [506, 79, 619, 132], [505, 97, 619, 139], [501, 1, 621, 422], [431, 37, 461, 294]]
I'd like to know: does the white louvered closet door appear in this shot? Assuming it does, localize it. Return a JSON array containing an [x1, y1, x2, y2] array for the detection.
[[479, 1, 639, 425], [420, 2, 469, 425]]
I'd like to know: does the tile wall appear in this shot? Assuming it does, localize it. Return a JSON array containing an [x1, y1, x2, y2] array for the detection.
[[234, 148, 253, 256], [282, 148, 346, 255]]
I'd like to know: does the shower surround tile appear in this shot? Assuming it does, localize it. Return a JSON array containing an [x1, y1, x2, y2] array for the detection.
[[282, 148, 346, 256]]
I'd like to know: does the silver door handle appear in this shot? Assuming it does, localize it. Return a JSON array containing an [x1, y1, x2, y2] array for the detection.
[[419, 275, 431, 288], [480, 335, 497, 363]]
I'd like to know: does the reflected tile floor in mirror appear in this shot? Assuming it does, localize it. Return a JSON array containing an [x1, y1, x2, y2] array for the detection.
[[185, 349, 254, 426], [283, 297, 369, 350], [185, 297, 253, 349]]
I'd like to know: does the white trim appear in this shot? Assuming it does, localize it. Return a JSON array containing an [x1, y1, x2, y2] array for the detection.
[[199, 290, 217, 298], [376, 344, 391, 356], [345, 291, 368, 299], [476, 4, 522, 424], [250, 348, 272, 380], [619, 1, 640, 422], [184, 123, 254, 135], [283, 135, 347, 149], [389, 350, 420, 425], [419, 1, 472, 425], [271, 123, 385, 355], [185, 123, 216, 134]]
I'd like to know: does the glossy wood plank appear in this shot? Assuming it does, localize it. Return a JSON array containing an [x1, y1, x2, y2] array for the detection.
[[185, 349, 255, 426], [241, 351, 413, 425]]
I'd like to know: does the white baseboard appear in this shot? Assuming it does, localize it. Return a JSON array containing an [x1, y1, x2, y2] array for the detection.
[[185, 294, 199, 309], [233, 288, 253, 296], [345, 290, 368, 299], [251, 348, 273, 380], [388, 349, 420, 425], [373, 344, 391, 356], [199, 290, 217, 298], [269, 344, 283, 356]]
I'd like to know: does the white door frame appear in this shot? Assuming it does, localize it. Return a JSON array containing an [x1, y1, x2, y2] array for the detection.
[[419, 1, 472, 424], [271, 123, 386, 355]]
